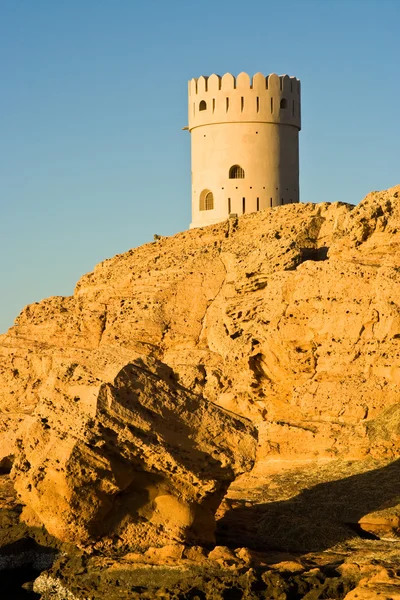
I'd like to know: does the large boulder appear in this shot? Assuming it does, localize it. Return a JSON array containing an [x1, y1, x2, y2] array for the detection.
[[11, 358, 257, 550]]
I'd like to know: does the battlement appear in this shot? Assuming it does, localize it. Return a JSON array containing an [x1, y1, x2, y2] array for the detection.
[[189, 72, 300, 95], [188, 72, 301, 130]]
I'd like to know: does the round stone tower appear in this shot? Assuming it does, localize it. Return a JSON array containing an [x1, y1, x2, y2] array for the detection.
[[188, 72, 301, 229]]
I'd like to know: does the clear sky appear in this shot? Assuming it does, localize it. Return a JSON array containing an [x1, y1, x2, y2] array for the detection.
[[0, 0, 399, 333]]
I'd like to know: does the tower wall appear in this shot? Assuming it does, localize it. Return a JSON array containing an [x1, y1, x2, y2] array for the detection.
[[188, 72, 301, 229]]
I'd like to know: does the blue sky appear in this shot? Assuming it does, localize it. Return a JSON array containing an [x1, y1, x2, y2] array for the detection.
[[0, 0, 399, 332]]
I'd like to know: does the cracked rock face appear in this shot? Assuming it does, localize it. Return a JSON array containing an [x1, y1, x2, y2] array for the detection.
[[1, 186, 400, 471], [11, 358, 257, 548]]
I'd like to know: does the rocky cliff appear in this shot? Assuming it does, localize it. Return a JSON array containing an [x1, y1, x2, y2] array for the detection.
[[1, 186, 400, 598], [1, 186, 400, 462]]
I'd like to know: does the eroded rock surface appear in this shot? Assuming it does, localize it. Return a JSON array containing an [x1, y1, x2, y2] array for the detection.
[[0, 186, 400, 589], [11, 358, 257, 549], [1, 186, 400, 467], [30, 540, 400, 600]]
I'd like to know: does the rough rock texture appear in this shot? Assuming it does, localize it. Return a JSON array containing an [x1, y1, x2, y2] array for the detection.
[[0, 186, 400, 600], [11, 358, 256, 549], [1, 468, 399, 600], [32, 548, 359, 600], [1, 186, 400, 464], [29, 540, 400, 600], [0, 186, 400, 592]]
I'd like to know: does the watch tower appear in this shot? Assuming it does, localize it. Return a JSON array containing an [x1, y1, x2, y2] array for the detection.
[[187, 72, 301, 228]]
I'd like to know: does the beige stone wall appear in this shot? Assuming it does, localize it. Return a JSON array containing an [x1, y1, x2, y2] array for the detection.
[[188, 72, 301, 229]]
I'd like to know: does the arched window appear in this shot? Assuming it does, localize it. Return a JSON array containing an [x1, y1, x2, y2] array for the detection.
[[199, 100, 207, 111], [280, 98, 287, 109], [205, 192, 213, 210], [199, 190, 214, 211], [229, 165, 245, 179]]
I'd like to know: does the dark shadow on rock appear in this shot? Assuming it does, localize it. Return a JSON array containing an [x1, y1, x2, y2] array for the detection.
[[299, 246, 329, 262], [0, 568, 41, 599], [106, 359, 251, 482], [0, 455, 14, 474], [0, 537, 57, 599], [0, 537, 58, 566], [217, 459, 400, 552]]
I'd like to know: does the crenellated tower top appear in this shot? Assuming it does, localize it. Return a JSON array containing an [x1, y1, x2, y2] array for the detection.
[[188, 72, 301, 131]]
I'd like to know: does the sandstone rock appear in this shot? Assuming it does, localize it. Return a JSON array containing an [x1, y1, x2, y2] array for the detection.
[[270, 560, 305, 573], [142, 543, 185, 563], [11, 358, 257, 549], [1, 185, 400, 559], [181, 545, 208, 562], [207, 545, 238, 567], [1, 186, 400, 467], [358, 511, 400, 538], [31, 551, 359, 600], [345, 587, 400, 600], [0, 467, 396, 600], [344, 566, 400, 600]]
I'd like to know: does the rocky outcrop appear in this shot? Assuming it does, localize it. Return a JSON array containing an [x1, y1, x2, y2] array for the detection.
[[1, 462, 400, 599], [0, 185, 400, 571], [29, 540, 400, 600], [1, 186, 400, 465], [11, 358, 257, 549]]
